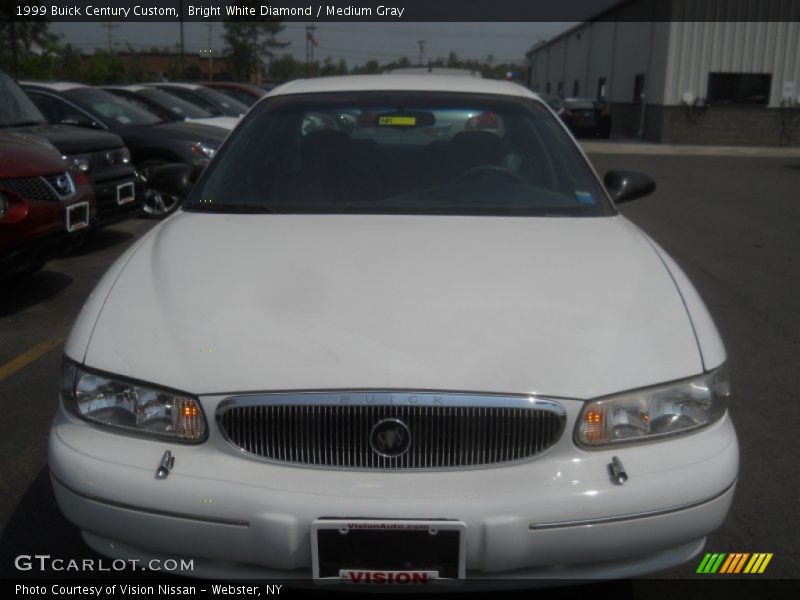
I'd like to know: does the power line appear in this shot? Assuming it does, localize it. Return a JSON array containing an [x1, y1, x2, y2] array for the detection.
[[100, 22, 119, 52]]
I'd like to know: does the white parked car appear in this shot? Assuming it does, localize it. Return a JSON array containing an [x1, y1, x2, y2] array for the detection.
[[51, 75, 737, 584]]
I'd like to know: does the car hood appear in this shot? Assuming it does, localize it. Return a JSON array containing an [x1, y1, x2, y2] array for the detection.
[[4, 124, 124, 154], [151, 121, 227, 143], [81, 213, 703, 399], [115, 121, 227, 146], [185, 116, 238, 131], [0, 132, 67, 176]]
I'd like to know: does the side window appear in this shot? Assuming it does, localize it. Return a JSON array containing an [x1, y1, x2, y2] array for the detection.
[[28, 93, 99, 128], [228, 88, 254, 105], [27, 92, 63, 123], [167, 88, 217, 113]]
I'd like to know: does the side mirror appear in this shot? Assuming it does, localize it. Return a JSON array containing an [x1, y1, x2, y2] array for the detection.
[[145, 163, 201, 199], [604, 170, 656, 204], [61, 116, 100, 129]]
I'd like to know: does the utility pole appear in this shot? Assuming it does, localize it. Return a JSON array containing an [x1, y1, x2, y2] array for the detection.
[[252, 27, 259, 84], [305, 26, 317, 76], [417, 40, 426, 66], [207, 24, 214, 81], [10, 21, 18, 79], [101, 22, 119, 52], [179, 14, 185, 76]]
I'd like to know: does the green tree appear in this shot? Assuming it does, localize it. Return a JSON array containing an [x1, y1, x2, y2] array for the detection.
[[84, 50, 126, 85], [268, 54, 304, 81], [222, 1, 288, 82], [59, 44, 85, 82], [0, 2, 61, 79]]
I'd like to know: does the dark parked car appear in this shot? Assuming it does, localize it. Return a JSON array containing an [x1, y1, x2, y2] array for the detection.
[[559, 98, 611, 138], [0, 70, 138, 226], [203, 82, 267, 107], [103, 85, 238, 131], [147, 83, 249, 117], [0, 132, 95, 279], [22, 82, 227, 218], [536, 92, 565, 115]]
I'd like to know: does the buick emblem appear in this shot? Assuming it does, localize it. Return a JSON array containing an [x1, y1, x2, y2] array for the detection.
[[370, 418, 411, 458]]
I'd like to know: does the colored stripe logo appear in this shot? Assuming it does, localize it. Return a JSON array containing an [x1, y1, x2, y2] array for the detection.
[[696, 553, 773, 574]]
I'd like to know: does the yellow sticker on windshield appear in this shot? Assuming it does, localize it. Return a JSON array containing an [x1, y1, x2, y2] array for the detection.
[[378, 115, 416, 126]]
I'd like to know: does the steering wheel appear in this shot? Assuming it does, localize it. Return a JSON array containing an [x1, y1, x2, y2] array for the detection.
[[453, 165, 527, 185]]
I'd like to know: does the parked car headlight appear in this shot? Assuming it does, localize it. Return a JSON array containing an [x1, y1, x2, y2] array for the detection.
[[576, 366, 729, 447], [191, 142, 217, 159], [67, 153, 92, 173], [60, 359, 206, 442], [119, 147, 131, 164]]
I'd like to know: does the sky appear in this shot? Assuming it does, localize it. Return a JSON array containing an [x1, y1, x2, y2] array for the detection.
[[49, 21, 576, 67]]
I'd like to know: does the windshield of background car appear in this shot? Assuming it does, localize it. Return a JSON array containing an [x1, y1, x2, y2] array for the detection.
[[139, 88, 214, 119], [64, 88, 163, 126], [195, 87, 248, 114], [187, 92, 613, 217], [0, 72, 47, 127]]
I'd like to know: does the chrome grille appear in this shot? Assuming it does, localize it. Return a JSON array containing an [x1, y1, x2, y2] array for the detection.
[[217, 392, 566, 470]]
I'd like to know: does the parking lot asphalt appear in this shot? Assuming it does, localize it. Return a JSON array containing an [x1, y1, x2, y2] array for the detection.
[[1, 151, 798, 584]]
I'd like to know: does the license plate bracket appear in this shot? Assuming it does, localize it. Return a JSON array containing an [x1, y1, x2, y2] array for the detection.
[[312, 519, 466, 583], [65, 201, 89, 232], [116, 181, 135, 205]]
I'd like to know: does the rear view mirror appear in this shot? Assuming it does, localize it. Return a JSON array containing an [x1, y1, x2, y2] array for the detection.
[[604, 170, 656, 204], [145, 164, 201, 199]]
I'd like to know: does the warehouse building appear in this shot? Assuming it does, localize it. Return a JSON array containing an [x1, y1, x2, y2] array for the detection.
[[525, 0, 800, 146]]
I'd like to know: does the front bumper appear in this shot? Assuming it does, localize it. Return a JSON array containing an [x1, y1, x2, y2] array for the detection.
[[49, 398, 738, 580], [89, 174, 140, 227]]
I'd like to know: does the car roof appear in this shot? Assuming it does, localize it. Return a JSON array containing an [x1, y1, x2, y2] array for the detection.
[[384, 68, 483, 78], [19, 81, 86, 92], [104, 84, 149, 93], [267, 75, 537, 99], [146, 82, 202, 90]]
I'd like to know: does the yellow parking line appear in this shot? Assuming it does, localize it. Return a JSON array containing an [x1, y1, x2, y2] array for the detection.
[[0, 334, 67, 381]]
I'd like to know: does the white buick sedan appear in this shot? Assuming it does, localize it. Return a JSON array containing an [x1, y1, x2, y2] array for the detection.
[[51, 75, 737, 584]]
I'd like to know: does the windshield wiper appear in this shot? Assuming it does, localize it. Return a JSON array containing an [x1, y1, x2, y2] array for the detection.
[[190, 203, 282, 214], [6, 120, 45, 127]]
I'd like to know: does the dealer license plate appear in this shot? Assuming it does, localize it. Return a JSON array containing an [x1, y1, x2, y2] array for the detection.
[[312, 519, 466, 583]]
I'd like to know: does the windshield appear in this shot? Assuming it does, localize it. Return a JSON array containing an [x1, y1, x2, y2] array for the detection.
[[139, 88, 214, 119], [0, 71, 47, 127], [187, 92, 613, 217], [64, 88, 163, 126], [195, 87, 248, 115]]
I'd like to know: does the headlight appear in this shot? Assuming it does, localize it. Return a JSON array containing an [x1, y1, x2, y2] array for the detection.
[[191, 142, 217, 159], [119, 147, 131, 164], [60, 359, 206, 442], [0, 192, 8, 219], [67, 153, 91, 173], [576, 366, 729, 447]]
